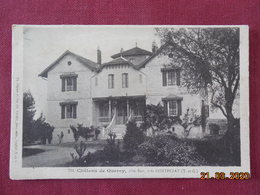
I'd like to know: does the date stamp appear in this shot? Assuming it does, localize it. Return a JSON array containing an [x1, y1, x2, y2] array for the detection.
[[200, 172, 251, 180]]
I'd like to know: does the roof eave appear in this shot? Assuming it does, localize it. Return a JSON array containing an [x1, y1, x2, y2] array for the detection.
[[38, 50, 98, 78]]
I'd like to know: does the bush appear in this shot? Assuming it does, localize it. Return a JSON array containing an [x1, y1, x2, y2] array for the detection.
[[70, 133, 122, 166], [70, 124, 98, 142], [102, 133, 121, 164], [32, 114, 54, 144], [193, 136, 240, 166], [209, 123, 220, 135], [139, 135, 207, 166], [70, 141, 98, 166], [23, 92, 54, 145], [123, 121, 145, 154]]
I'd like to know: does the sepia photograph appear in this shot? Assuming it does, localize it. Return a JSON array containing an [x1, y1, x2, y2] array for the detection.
[[10, 25, 249, 179]]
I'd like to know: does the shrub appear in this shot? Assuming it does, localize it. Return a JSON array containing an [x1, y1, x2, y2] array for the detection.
[[23, 92, 54, 145], [94, 128, 101, 140], [32, 114, 54, 144], [139, 135, 207, 166], [209, 123, 220, 135], [102, 132, 121, 164], [70, 124, 97, 141], [123, 121, 145, 154], [143, 104, 180, 135], [23, 91, 36, 145], [70, 141, 93, 166]]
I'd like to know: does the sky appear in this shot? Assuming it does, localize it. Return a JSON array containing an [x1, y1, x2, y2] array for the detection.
[[23, 26, 161, 117]]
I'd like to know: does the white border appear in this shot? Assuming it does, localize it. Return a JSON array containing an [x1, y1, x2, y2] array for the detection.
[[10, 25, 250, 180]]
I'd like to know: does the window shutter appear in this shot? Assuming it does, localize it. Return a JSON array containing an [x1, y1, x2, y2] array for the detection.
[[162, 72, 167, 86], [73, 105, 77, 118], [61, 78, 65, 92], [61, 105, 65, 119], [73, 77, 77, 91], [112, 75, 114, 88], [177, 100, 182, 116], [126, 74, 128, 88], [122, 74, 124, 88], [163, 101, 168, 116], [177, 70, 181, 86]]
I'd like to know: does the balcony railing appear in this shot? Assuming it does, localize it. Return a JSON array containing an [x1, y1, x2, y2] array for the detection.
[[131, 115, 143, 122], [99, 116, 111, 123], [99, 115, 143, 123]]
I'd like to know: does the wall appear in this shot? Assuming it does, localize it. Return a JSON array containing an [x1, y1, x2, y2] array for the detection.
[[45, 54, 95, 143], [91, 64, 146, 98], [142, 53, 202, 116]]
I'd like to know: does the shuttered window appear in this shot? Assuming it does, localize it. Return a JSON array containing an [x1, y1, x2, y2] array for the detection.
[[61, 104, 77, 119], [162, 69, 181, 86], [61, 76, 77, 91], [164, 100, 182, 116]]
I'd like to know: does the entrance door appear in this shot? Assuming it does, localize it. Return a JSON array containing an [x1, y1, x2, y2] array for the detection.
[[116, 101, 127, 124]]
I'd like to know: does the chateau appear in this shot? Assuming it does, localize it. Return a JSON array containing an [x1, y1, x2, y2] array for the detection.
[[39, 44, 222, 143]]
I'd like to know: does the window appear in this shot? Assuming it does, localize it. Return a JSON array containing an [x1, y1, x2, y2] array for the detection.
[[162, 69, 180, 86], [168, 100, 177, 116], [122, 73, 128, 88], [167, 71, 176, 85], [67, 61, 72, 66], [99, 102, 109, 117], [163, 99, 182, 116], [129, 58, 134, 63], [108, 74, 114, 89], [61, 103, 77, 119], [61, 75, 77, 91], [132, 102, 144, 116]]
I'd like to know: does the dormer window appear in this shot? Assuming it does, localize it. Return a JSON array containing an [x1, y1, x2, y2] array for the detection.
[[60, 73, 78, 91], [129, 58, 134, 63]]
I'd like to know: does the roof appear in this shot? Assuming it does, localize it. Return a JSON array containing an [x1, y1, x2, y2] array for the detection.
[[39, 50, 98, 78], [162, 94, 183, 101], [111, 47, 152, 59], [101, 57, 134, 68], [135, 43, 168, 69]]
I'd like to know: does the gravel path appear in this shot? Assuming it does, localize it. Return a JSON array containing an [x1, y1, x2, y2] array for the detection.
[[22, 144, 101, 167]]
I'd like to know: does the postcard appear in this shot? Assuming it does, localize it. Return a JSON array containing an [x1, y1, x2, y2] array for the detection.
[[10, 25, 250, 179]]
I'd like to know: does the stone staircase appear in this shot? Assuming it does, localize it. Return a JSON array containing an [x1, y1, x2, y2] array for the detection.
[[110, 124, 126, 139]]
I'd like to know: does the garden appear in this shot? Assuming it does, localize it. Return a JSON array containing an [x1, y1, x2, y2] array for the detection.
[[68, 104, 240, 167]]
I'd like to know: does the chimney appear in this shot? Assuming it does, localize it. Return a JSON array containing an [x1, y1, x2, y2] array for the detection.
[[152, 41, 158, 53], [120, 48, 124, 57], [97, 47, 102, 64]]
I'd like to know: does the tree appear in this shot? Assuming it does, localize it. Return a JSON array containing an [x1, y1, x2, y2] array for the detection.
[[23, 91, 36, 145], [23, 91, 54, 145], [123, 121, 144, 154], [32, 114, 54, 144], [156, 28, 240, 153]]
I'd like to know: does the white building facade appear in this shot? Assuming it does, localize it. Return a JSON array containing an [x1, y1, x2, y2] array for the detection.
[[39, 45, 223, 143]]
